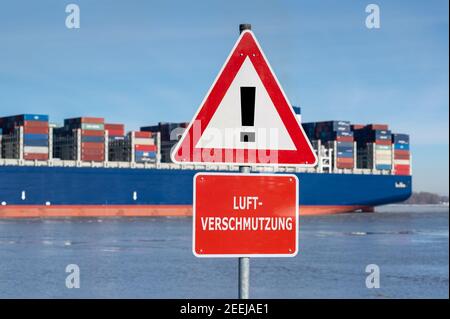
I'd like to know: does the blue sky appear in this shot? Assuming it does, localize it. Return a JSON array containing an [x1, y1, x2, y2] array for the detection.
[[0, 0, 448, 195]]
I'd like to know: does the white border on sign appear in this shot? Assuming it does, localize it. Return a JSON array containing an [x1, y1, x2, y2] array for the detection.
[[192, 172, 299, 258], [171, 30, 318, 167]]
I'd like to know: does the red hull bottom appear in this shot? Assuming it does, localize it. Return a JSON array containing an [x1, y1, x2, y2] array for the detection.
[[0, 205, 374, 218]]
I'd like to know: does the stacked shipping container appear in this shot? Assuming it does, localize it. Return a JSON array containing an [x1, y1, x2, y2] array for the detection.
[[62, 117, 105, 162], [0, 114, 49, 160], [105, 123, 125, 139], [132, 131, 156, 163], [106, 123, 126, 162], [392, 134, 410, 175], [302, 121, 355, 169], [354, 124, 392, 170], [141, 122, 188, 163], [0, 112, 411, 176]]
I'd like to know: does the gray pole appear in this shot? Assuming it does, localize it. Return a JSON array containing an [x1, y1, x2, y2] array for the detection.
[[238, 165, 251, 299], [238, 23, 252, 300]]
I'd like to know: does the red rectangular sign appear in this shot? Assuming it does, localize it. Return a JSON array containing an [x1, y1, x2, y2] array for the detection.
[[193, 173, 299, 257]]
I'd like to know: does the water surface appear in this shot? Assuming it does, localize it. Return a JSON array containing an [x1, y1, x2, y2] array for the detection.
[[0, 205, 448, 298]]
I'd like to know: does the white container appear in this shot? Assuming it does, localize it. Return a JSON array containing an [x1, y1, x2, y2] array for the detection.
[[134, 138, 155, 145], [394, 159, 411, 165], [23, 146, 49, 154]]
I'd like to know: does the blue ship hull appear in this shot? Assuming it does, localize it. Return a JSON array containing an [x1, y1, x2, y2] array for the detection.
[[0, 166, 412, 217]]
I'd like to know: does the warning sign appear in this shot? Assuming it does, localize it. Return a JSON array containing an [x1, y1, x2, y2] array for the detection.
[[193, 172, 299, 257]]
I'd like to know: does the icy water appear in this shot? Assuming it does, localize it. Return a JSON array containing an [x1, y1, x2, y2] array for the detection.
[[0, 206, 448, 299]]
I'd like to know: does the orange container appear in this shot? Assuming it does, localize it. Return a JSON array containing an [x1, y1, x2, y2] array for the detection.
[[394, 154, 410, 160], [367, 124, 389, 130], [81, 130, 104, 136], [81, 142, 104, 149], [134, 131, 152, 138], [106, 129, 124, 136], [24, 126, 49, 134], [105, 123, 125, 130], [336, 136, 354, 142], [394, 164, 410, 175], [135, 144, 157, 152], [375, 140, 392, 145], [336, 163, 354, 169], [351, 124, 365, 130], [24, 153, 49, 161], [336, 157, 354, 164], [81, 154, 104, 162], [24, 121, 49, 128]]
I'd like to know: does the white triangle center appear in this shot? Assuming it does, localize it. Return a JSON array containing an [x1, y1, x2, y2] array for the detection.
[[195, 57, 296, 150]]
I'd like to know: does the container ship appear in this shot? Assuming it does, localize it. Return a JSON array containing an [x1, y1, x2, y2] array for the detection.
[[0, 109, 412, 218]]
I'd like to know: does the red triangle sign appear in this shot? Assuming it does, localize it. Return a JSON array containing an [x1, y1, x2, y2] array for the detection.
[[171, 30, 317, 167]]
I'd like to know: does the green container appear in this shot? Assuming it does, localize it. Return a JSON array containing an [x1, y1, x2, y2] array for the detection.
[[81, 123, 104, 130], [375, 144, 391, 150]]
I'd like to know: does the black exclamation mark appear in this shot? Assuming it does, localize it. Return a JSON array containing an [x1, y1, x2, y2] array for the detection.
[[240, 86, 256, 142]]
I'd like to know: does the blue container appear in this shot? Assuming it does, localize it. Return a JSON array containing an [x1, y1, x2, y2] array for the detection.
[[337, 146, 353, 153], [392, 134, 409, 144], [23, 114, 49, 122], [81, 136, 105, 143], [23, 133, 48, 140], [336, 152, 354, 158], [354, 129, 392, 142], [376, 164, 392, 170], [109, 136, 125, 141], [337, 131, 354, 137], [135, 151, 156, 158], [23, 139, 49, 147], [292, 106, 301, 115], [336, 141, 354, 148], [316, 121, 351, 133], [394, 143, 410, 151]]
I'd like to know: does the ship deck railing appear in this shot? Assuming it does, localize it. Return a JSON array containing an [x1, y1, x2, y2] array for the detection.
[[0, 158, 395, 175]]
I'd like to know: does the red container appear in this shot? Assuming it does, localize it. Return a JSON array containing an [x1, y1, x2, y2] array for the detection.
[[351, 124, 365, 130], [105, 123, 125, 130], [82, 153, 104, 158], [24, 153, 49, 161], [23, 121, 49, 128], [134, 131, 152, 138], [394, 154, 410, 160], [72, 117, 104, 124], [367, 124, 389, 130], [81, 130, 104, 136], [23, 126, 49, 134], [81, 142, 104, 149], [337, 157, 354, 164], [396, 171, 410, 175], [336, 136, 354, 142], [135, 144, 157, 152], [375, 140, 392, 145], [394, 150, 410, 156], [81, 148, 104, 154], [336, 162, 354, 169], [81, 150, 104, 155], [336, 158, 354, 169], [107, 129, 124, 136], [394, 164, 410, 175], [81, 154, 104, 162]]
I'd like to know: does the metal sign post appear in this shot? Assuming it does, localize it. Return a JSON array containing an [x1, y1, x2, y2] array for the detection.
[[239, 164, 251, 299]]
